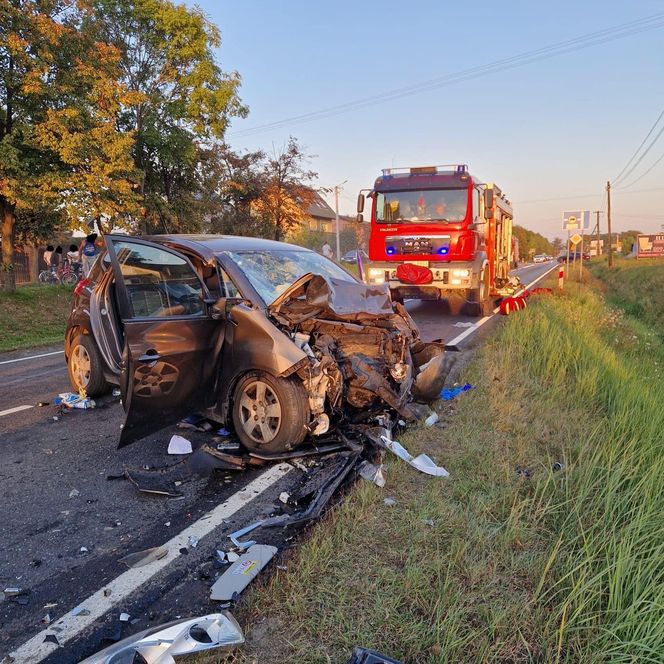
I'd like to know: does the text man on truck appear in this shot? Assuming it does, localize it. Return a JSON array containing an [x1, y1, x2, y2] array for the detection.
[[356, 164, 516, 316]]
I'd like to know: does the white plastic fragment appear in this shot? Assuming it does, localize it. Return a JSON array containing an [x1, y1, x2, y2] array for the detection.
[[210, 545, 278, 601], [278, 492, 290, 504], [187, 535, 199, 548], [379, 435, 449, 478], [119, 612, 130, 622], [69, 489, 80, 498], [424, 411, 439, 427], [383, 497, 398, 506], [358, 461, 386, 488], [168, 435, 193, 455], [226, 551, 240, 563]]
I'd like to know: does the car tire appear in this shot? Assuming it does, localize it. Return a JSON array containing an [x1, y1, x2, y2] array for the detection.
[[67, 334, 108, 397], [232, 371, 310, 454]]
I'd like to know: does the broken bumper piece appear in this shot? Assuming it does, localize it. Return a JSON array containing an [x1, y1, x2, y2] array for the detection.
[[79, 612, 244, 663]]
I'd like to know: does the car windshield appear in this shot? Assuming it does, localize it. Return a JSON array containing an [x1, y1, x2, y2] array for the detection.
[[224, 249, 357, 305], [376, 188, 468, 223]]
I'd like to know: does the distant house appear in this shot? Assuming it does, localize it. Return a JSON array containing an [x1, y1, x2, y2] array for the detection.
[[306, 192, 337, 233]]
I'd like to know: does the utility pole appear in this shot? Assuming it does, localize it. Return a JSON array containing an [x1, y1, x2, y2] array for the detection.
[[333, 180, 347, 261], [593, 210, 602, 257], [606, 181, 613, 268]]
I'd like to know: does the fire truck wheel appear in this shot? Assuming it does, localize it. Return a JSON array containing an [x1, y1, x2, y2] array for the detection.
[[468, 270, 491, 317]]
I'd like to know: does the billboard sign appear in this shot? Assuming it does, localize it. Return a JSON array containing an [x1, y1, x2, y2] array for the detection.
[[637, 234, 664, 259], [562, 210, 591, 231]]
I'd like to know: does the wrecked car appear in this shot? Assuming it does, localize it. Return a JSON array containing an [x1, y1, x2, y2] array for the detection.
[[65, 235, 448, 452]]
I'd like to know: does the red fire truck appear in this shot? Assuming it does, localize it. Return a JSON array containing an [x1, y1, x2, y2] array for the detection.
[[356, 164, 516, 316]]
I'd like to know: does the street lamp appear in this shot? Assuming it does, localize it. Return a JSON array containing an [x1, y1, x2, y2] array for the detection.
[[333, 180, 348, 261]]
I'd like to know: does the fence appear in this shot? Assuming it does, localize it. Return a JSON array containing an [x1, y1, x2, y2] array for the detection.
[[0, 250, 33, 287]]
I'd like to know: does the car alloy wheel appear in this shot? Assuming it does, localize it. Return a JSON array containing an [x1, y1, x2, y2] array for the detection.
[[237, 379, 282, 444], [70, 343, 91, 389]]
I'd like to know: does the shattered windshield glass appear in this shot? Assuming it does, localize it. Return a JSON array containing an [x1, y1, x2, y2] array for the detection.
[[224, 250, 357, 305]]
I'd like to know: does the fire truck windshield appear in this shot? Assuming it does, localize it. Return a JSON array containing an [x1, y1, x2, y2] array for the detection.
[[375, 189, 467, 223]]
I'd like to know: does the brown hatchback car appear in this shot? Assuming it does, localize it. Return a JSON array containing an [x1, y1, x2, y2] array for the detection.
[[65, 235, 447, 453]]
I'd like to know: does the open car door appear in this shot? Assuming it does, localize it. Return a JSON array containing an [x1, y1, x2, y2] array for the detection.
[[105, 235, 223, 447]]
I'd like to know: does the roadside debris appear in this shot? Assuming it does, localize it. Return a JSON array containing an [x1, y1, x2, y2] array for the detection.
[[378, 435, 449, 478], [119, 612, 131, 622], [383, 497, 398, 506], [167, 435, 192, 455], [553, 461, 564, 471], [278, 491, 290, 504], [452, 321, 474, 328], [346, 646, 404, 664], [226, 551, 240, 563], [358, 460, 386, 488], [80, 612, 244, 663], [119, 546, 168, 569], [53, 392, 96, 409], [210, 545, 278, 601], [68, 488, 80, 498], [72, 606, 91, 617], [440, 383, 472, 401]]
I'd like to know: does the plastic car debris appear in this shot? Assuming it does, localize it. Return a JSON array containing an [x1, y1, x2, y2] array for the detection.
[[69, 488, 80, 498], [72, 606, 91, 616], [553, 461, 565, 471], [226, 551, 240, 563], [279, 491, 290, 504], [440, 383, 473, 401], [452, 321, 474, 328], [215, 440, 240, 451], [43, 634, 59, 646], [358, 461, 386, 488], [228, 522, 263, 550], [112, 388, 121, 397], [424, 411, 439, 427], [346, 646, 404, 664], [210, 545, 278, 601], [119, 612, 130, 622], [119, 546, 168, 569], [79, 612, 244, 663], [188, 535, 199, 548], [378, 435, 449, 478], [168, 434, 193, 455], [383, 497, 398, 506], [216, 427, 231, 436]]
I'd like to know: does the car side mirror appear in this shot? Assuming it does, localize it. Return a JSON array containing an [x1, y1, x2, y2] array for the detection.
[[357, 193, 365, 213], [483, 188, 494, 208], [484, 208, 494, 219], [356, 213, 364, 223], [210, 297, 241, 320]]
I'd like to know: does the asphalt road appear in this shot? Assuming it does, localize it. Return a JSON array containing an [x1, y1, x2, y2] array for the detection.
[[0, 260, 555, 663]]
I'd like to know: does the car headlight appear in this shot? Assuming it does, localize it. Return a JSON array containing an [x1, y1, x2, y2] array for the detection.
[[368, 268, 386, 284], [452, 269, 470, 278]]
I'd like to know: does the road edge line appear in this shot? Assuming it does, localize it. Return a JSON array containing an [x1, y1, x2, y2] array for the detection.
[[446, 263, 559, 347], [0, 350, 64, 366], [8, 462, 293, 664]]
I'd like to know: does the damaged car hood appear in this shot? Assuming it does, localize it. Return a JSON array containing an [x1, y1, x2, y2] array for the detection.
[[268, 273, 449, 424]]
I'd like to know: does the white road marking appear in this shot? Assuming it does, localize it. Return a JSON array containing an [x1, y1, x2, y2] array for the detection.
[[446, 263, 558, 347], [0, 404, 34, 417], [0, 349, 64, 366], [8, 462, 294, 664]]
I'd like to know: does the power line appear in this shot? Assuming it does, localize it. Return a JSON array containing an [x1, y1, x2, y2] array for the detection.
[[514, 186, 664, 204], [614, 148, 664, 190], [612, 108, 664, 185], [612, 120, 664, 187], [229, 13, 664, 138]]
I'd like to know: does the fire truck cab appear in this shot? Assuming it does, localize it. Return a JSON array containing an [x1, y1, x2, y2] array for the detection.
[[356, 164, 515, 316]]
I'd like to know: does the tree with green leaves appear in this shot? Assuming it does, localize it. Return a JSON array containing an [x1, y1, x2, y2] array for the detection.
[[0, 0, 138, 291], [88, 0, 247, 234]]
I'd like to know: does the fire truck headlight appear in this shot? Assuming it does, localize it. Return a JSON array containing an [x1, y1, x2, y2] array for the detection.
[[452, 269, 470, 278], [368, 268, 386, 284]]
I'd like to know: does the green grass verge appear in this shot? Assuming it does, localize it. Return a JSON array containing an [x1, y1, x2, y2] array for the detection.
[[588, 256, 664, 333], [198, 281, 664, 663], [0, 284, 72, 352]]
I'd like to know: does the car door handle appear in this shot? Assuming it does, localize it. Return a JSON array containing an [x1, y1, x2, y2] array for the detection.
[[138, 350, 162, 362]]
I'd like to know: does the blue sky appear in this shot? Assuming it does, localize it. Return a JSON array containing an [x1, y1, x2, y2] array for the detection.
[[188, 0, 664, 240]]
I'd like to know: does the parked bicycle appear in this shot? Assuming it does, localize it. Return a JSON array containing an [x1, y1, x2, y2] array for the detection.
[[38, 260, 79, 285]]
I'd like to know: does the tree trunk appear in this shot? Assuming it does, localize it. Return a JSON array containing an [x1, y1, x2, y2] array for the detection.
[[1, 197, 17, 293], [26, 243, 39, 283]]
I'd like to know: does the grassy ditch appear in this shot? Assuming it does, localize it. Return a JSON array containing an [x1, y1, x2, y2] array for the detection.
[[588, 256, 664, 332], [0, 284, 72, 352], [200, 281, 664, 663]]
